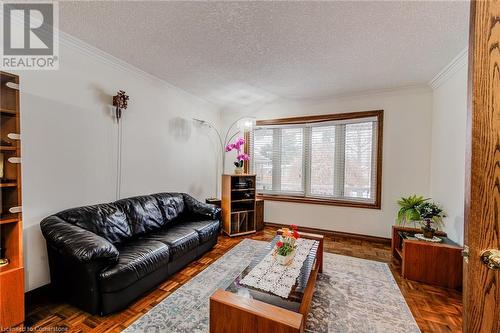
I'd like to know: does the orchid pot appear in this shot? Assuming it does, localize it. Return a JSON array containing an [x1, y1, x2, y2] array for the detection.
[[234, 165, 244, 174], [225, 137, 250, 175], [415, 201, 445, 239], [421, 218, 436, 239]]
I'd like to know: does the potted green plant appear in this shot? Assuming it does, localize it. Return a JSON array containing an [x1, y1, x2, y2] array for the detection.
[[396, 195, 428, 226], [415, 201, 446, 239]]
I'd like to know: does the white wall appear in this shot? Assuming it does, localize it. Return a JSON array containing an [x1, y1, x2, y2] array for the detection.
[[430, 57, 468, 245], [222, 87, 433, 238], [14, 37, 221, 291]]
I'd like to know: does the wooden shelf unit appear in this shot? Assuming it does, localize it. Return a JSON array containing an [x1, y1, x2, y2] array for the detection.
[[222, 174, 257, 237], [0, 71, 24, 330], [391, 226, 462, 290]]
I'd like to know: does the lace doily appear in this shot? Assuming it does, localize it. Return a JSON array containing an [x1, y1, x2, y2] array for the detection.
[[240, 238, 316, 298], [414, 233, 442, 242]]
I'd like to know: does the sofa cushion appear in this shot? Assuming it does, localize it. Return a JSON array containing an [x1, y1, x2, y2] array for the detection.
[[152, 193, 186, 225], [143, 225, 199, 261], [115, 195, 164, 236], [56, 203, 131, 244], [182, 220, 220, 243], [99, 239, 170, 292]]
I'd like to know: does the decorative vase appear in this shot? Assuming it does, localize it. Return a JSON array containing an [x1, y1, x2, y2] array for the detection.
[[421, 218, 436, 239], [234, 166, 244, 175], [275, 249, 296, 266]]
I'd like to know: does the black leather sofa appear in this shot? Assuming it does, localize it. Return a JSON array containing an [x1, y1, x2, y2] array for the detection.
[[40, 193, 221, 315]]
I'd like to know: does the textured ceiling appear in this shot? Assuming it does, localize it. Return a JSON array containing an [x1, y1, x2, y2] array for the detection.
[[59, 1, 469, 107]]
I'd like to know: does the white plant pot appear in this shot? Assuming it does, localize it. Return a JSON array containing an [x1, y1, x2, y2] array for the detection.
[[275, 249, 296, 266]]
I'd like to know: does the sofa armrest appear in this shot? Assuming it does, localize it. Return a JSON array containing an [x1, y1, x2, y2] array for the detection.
[[41, 216, 119, 263], [183, 194, 222, 220]]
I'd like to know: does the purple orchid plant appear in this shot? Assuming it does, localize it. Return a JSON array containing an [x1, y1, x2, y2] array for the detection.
[[226, 137, 249, 169]]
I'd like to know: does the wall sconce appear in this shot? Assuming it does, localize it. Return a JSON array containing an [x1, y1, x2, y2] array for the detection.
[[112, 90, 129, 201], [113, 90, 129, 121]]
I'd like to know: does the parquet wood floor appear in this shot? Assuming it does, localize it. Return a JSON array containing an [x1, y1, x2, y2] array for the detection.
[[24, 227, 462, 333]]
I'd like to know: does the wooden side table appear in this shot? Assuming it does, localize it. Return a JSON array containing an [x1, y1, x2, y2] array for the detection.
[[205, 198, 221, 207], [255, 199, 264, 231], [392, 226, 463, 289]]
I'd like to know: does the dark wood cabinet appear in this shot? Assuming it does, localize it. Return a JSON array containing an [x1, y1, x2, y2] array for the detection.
[[255, 199, 264, 231], [392, 226, 463, 289], [221, 174, 256, 237]]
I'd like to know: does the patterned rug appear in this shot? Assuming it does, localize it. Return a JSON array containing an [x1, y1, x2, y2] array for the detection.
[[124, 239, 420, 333]]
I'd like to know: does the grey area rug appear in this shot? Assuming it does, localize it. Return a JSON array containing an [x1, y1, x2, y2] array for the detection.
[[124, 239, 420, 333]]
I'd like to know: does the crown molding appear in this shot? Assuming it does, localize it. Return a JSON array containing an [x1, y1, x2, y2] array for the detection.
[[428, 48, 468, 90], [295, 84, 432, 106], [58, 30, 217, 107], [58, 28, 462, 107], [329, 84, 431, 100]]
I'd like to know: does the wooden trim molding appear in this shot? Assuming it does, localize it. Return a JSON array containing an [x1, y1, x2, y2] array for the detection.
[[374, 110, 384, 209], [256, 110, 383, 126], [243, 131, 250, 174], [258, 194, 381, 209], [265, 222, 391, 244], [250, 110, 383, 210]]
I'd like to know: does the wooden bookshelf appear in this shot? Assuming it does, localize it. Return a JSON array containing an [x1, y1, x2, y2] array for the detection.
[[221, 174, 256, 237], [0, 71, 24, 330]]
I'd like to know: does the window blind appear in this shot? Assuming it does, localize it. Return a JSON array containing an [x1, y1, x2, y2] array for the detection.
[[249, 115, 380, 204]]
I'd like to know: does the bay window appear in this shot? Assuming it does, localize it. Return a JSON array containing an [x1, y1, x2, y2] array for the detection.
[[248, 110, 383, 209]]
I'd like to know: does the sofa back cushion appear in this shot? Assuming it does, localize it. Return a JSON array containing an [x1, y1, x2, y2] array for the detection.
[[152, 193, 186, 226], [115, 195, 165, 236], [53, 193, 191, 244], [56, 203, 131, 244]]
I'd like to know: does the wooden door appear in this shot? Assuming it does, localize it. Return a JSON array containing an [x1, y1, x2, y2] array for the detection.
[[464, 1, 500, 332]]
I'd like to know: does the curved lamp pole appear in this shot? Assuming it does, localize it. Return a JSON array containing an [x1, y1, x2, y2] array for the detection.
[[193, 116, 256, 198]]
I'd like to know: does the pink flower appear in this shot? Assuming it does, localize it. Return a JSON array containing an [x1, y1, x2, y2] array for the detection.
[[237, 153, 249, 161], [232, 137, 246, 151], [226, 138, 248, 160]]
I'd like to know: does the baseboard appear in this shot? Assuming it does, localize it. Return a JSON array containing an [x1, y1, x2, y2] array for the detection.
[[25, 283, 53, 309], [264, 222, 391, 244]]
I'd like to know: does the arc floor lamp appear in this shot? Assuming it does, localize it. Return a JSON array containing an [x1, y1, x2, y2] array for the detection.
[[193, 116, 256, 199]]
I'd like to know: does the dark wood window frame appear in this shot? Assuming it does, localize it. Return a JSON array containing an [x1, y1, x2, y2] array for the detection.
[[245, 110, 383, 209]]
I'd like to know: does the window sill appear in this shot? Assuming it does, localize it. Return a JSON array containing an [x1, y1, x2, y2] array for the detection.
[[257, 194, 381, 210]]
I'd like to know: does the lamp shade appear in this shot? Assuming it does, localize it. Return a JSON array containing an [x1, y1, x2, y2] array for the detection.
[[236, 117, 256, 132]]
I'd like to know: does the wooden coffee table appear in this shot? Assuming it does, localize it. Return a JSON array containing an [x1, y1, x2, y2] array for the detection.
[[210, 230, 324, 333]]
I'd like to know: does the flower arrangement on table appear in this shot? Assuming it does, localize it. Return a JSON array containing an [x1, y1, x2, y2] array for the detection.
[[225, 137, 249, 174], [274, 225, 300, 265]]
